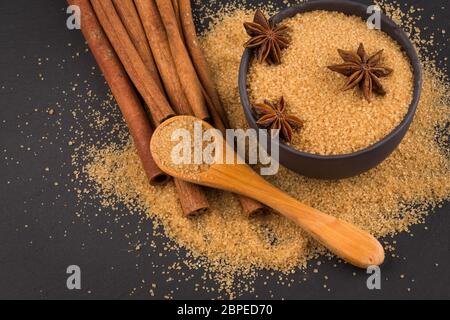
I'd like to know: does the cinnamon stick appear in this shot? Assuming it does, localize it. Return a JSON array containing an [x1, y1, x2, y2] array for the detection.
[[180, 0, 266, 217], [171, 0, 183, 34], [154, 0, 210, 121], [113, 0, 163, 91], [174, 179, 208, 217], [133, 0, 192, 117], [68, 0, 167, 185], [238, 196, 266, 217], [202, 87, 226, 133], [90, 0, 209, 216], [91, 0, 174, 124], [178, 0, 228, 124]]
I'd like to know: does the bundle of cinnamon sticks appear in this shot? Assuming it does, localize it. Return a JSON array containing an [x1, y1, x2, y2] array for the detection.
[[69, 0, 264, 217]]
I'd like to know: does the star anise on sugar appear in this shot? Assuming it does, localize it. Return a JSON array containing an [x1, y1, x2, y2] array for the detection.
[[327, 43, 393, 102], [252, 97, 303, 142], [244, 9, 290, 65]]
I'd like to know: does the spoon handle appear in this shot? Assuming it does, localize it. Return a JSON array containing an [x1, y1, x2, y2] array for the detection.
[[206, 164, 385, 268], [265, 190, 385, 268]]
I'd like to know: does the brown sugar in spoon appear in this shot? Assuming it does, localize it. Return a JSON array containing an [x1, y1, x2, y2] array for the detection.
[[150, 116, 385, 268]]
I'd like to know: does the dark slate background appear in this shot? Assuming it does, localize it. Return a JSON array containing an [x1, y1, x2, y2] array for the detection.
[[0, 0, 448, 300]]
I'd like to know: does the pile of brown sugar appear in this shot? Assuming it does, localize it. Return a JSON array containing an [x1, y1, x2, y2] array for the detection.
[[248, 11, 414, 155], [78, 6, 450, 296]]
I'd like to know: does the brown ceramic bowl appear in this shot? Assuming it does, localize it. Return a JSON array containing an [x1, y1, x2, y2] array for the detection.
[[239, 0, 422, 179]]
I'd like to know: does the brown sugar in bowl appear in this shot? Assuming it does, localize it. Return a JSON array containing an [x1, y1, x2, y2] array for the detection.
[[239, 0, 422, 180]]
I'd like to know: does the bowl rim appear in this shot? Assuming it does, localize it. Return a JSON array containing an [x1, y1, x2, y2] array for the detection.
[[239, 0, 423, 161]]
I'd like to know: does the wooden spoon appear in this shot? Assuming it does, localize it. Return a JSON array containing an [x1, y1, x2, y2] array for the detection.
[[150, 116, 385, 268]]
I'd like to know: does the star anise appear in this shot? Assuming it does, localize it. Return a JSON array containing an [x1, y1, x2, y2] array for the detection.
[[252, 97, 303, 142], [327, 43, 393, 102], [244, 9, 290, 65]]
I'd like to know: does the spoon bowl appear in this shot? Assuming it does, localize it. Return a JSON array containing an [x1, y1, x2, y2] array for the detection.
[[150, 116, 385, 268]]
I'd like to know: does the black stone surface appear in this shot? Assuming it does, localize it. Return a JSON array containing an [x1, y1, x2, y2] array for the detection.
[[0, 0, 448, 300]]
